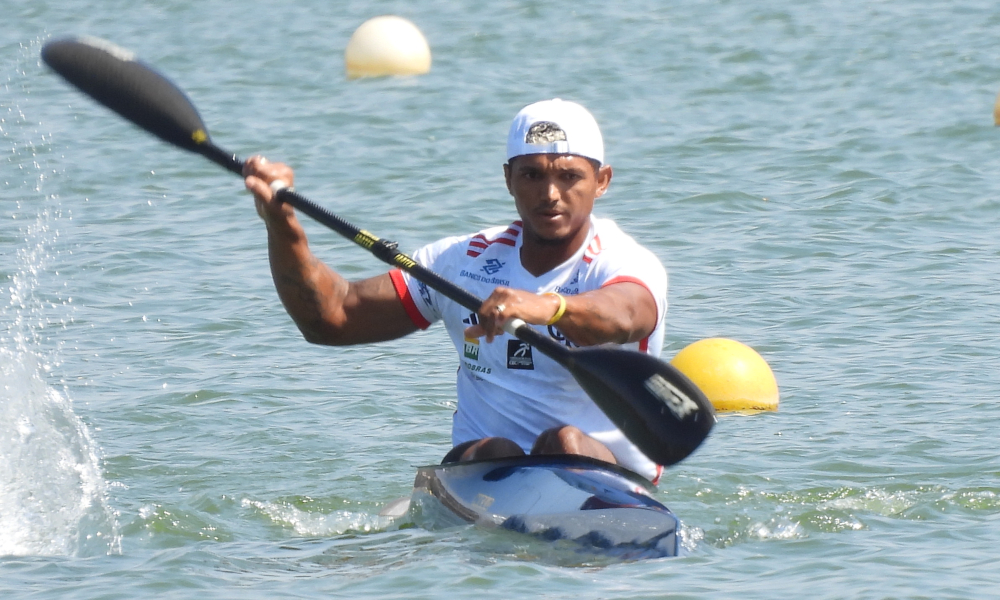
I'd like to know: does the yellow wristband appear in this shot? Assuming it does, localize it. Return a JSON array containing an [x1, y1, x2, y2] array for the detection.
[[543, 292, 567, 325]]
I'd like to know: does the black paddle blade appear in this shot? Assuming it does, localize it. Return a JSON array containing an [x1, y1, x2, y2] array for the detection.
[[41, 37, 210, 154], [569, 347, 715, 466]]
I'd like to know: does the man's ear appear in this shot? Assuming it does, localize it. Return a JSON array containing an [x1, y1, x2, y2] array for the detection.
[[594, 164, 613, 199], [503, 162, 513, 195]]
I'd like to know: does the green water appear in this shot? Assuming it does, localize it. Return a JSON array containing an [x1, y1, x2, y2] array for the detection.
[[3, 1, 1000, 598]]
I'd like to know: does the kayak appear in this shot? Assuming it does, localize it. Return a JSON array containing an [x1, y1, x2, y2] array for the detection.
[[408, 455, 680, 559]]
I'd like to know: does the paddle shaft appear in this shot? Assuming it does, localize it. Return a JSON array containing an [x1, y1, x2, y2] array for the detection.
[[197, 140, 572, 364]]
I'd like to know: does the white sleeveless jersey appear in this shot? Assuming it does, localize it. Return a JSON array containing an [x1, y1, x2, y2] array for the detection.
[[388, 216, 668, 481]]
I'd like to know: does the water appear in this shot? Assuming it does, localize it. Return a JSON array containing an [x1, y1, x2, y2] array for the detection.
[[3, 0, 1000, 597]]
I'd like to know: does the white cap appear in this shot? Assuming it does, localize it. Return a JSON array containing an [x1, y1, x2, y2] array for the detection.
[[506, 99, 604, 165]]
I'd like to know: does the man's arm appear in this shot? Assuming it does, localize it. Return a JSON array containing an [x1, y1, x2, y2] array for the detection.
[[244, 156, 419, 345], [464, 282, 657, 347]]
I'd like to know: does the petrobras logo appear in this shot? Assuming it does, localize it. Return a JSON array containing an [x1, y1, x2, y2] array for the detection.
[[464, 336, 480, 360], [644, 373, 700, 420], [463, 361, 491, 375], [482, 258, 505, 275]]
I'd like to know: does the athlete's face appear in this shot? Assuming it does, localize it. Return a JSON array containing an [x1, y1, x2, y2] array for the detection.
[[504, 153, 612, 247]]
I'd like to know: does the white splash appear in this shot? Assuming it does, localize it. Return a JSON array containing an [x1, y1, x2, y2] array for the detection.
[[749, 516, 805, 540], [678, 522, 704, 554], [242, 498, 393, 536], [0, 224, 121, 556], [818, 488, 915, 516], [0, 41, 120, 557], [0, 349, 120, 556]]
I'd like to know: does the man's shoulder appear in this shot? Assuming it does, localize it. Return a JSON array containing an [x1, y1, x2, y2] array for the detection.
[[591, 216, 637, 242], [582, 217, 667, 288], [585, 217, 667, 299], [589, 217, 660, 260]]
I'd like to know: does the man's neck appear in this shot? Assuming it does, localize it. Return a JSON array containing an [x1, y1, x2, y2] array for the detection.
[[518, 223, 591, 277]]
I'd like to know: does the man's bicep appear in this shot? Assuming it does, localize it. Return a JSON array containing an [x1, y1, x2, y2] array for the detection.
[[595, 280, 659, 342], [339, 273, 422, 344]]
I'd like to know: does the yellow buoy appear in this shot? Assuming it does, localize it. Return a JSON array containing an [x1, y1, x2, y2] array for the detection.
[[344, 16, 432, 79], [670, 338, 779, 412], [994, 90, 1000, 126]]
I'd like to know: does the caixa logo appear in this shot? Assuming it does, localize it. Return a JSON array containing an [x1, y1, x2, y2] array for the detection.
[[481, 259, 505, 275], [547, 325, 577, 348]]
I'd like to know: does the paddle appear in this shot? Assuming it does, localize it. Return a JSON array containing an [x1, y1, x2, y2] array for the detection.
[[41, 36, 715, 467]]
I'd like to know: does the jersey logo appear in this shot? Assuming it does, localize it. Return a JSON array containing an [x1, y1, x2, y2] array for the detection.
[[506, 340, 534, 370], [547, 325, 577, 348], [463, 361, 491, 375], [463, 314, 481, 359], [482, 258, 505, 275], [417, 281, 431, 306], [464, 337, 480, 360]]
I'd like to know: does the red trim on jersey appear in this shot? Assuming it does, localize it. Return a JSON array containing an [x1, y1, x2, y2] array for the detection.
[[588, 235, 603, 254], [601, 275, 657, 353], [389, 268, 431, 330], [582, 234, 603, 264], [466, 223, 522, 257], [651, 464, 664, 486]]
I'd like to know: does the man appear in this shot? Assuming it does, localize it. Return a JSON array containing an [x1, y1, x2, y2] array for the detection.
[[244, 99, 668, 482]]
